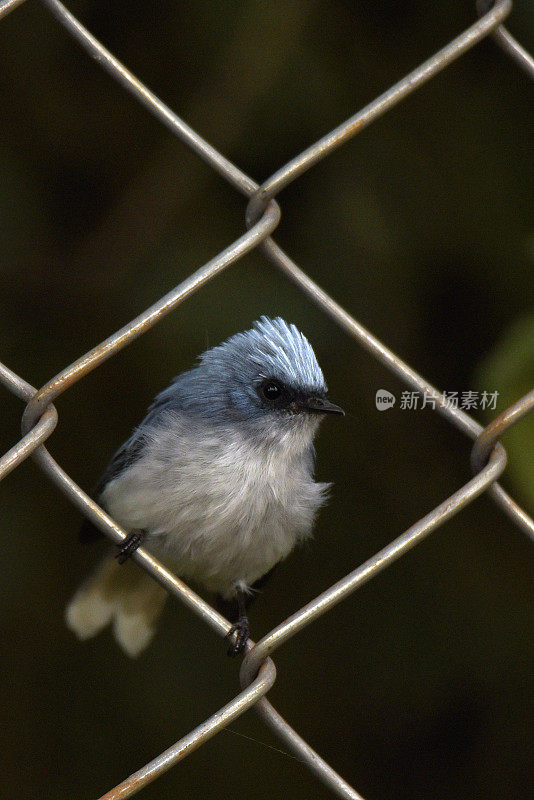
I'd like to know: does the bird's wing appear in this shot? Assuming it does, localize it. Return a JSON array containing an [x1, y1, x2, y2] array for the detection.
[[79, 372, 192, 543], [79, 429, 147, 543]]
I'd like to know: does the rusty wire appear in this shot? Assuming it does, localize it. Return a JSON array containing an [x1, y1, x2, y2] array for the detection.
[[0, 1, 533, 798]]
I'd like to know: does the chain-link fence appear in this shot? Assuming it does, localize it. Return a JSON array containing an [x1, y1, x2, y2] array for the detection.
[[1, 1, 533, 798]]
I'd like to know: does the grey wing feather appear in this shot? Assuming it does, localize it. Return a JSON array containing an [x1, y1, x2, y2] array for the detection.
[[79, 374, 190, 543], [79, 430, 147, 543]]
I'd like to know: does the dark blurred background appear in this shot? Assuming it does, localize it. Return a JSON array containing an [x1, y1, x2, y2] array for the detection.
[[1, 1, 533, 798]]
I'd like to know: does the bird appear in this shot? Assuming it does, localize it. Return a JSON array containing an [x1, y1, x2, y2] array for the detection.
[[65, 316, 343, 657]]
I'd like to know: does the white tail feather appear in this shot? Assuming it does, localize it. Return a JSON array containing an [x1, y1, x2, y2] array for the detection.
[[65, 555, 167, 657]]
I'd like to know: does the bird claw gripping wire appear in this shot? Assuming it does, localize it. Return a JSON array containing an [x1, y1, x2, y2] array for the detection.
[[115, 530, 146, 564], [226, 617, 251, 657]]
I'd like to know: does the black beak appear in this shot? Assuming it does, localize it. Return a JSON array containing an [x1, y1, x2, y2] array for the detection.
[[304, 396, 345, 416]]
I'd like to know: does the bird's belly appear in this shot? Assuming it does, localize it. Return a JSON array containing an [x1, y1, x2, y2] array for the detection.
[[103, 453, 326, 596], [154, 487, 312, 595]]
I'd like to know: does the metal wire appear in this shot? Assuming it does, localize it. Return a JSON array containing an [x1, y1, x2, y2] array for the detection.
[[0, 0, 26, 20], [97, 660, 278, 800], [1, 2, 532, 799], [477, 0, 534, 76]]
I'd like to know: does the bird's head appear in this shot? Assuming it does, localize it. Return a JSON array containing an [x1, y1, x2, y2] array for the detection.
[[193, 317, 343, 443]]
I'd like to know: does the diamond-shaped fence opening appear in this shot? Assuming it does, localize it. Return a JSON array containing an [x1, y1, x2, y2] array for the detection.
[[1, 1, 532, 799]]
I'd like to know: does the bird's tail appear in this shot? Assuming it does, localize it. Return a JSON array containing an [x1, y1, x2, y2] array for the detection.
[[65, 554, 167, 657]]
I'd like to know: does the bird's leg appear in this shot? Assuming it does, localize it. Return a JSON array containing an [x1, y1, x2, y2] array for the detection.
[[217, 567, 278, 657], [115, 529, 145, 564], [225, 588, 250, 658]]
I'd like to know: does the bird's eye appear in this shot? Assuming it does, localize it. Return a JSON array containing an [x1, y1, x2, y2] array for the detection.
[[262, 382, 282, 401]]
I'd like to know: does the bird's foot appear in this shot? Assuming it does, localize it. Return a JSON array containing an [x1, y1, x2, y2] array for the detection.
[[226, 616, 250, 657], [115, 531, 144, 564]]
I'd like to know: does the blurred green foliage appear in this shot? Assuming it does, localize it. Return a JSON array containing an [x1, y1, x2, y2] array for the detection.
[[476, 315, 534, 510]]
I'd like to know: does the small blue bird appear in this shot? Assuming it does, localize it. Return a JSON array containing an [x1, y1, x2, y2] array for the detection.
[[65, 317, 343, 656]]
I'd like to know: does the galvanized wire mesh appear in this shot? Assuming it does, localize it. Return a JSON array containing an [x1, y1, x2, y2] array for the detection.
[[1, 1, 533, 798]]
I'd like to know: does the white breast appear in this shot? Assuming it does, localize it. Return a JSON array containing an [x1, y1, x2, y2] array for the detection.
[[101, 413, 329, 596]]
